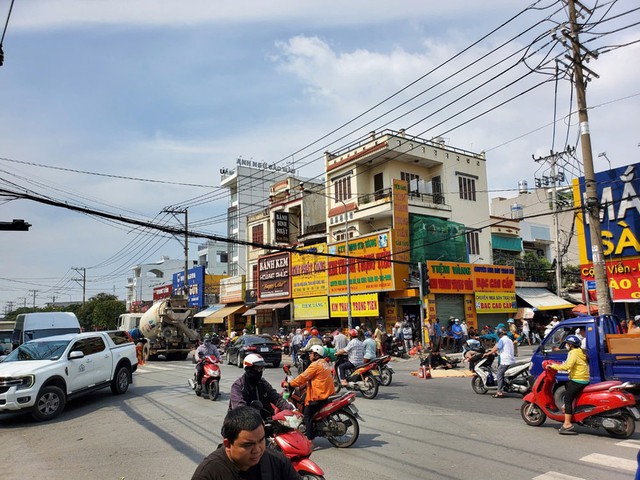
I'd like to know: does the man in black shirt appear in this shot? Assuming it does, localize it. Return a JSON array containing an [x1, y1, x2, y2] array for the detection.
[[191, 406, 300, 480]]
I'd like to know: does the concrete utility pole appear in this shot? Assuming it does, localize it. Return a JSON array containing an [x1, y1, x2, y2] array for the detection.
[[533, 149, 570, 296], [71, 267, 86, 304], [28, 289, 38, 307], [565, 0, 612, 315]]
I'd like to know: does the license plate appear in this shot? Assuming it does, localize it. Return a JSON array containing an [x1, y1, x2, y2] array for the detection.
[[630, 406, 640, 420], [260, 347, 269, 352]]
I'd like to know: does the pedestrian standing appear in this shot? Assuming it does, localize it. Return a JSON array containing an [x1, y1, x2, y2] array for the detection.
[[401, 320, 414, 353], [521, 318, 531, 345], [432, 318, 442, 351]]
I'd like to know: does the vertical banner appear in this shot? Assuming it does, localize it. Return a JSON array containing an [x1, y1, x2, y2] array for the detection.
[[392, 179, 410, 289], [274, 211, 290, 244]]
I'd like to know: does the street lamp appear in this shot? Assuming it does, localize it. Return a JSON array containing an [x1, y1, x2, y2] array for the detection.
[[301, 185, 353, 330]]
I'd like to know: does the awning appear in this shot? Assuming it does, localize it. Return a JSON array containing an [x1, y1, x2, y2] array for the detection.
[[515, 287, 574, 311], [204, 304, 247, 324], [193, 305, 224, 318], [513, 307, 535, 320], [253, 302, 291, 311], [492, 234, 523, 252], [243, 309, 257, 317]]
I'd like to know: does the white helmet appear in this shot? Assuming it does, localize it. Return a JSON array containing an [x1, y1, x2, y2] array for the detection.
[[303, 330, 309, 336], [243, 353, 266, 368], [310, 345, 325, 357]]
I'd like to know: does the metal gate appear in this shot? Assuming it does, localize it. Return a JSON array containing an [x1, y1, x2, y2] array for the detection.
[[434, 294, 465, 322]]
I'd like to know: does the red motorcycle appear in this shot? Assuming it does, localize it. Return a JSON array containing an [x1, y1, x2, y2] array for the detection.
[[261, 405, 325, 480], [521, 360, 639, 438], [282, 365, 362, 448], [187, 355, 221, 401]]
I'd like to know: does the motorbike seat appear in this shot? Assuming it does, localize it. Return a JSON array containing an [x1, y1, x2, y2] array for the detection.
[[582, 380, 622, 393], [509, 360, 530, 369]]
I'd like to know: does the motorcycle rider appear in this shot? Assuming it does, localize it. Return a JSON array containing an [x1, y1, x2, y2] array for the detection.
[[291, 328, 304, 366], [195, 334, 222, 392], [336, 329, 365, 386], [483, 327, 514, 398], [287, 344, 335, 440], [229, 353, 294, 420], [547, 334, 590, 435]]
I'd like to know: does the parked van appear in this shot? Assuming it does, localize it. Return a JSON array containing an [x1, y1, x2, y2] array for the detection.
[[11, 312, 81, 349], [0, 320, 14, 355]]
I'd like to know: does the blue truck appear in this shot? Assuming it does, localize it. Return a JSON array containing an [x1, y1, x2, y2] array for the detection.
[[530, 315, 640, 403]]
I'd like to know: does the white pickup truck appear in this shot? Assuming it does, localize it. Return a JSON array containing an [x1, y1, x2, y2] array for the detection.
[[0, 330, 138, 421]]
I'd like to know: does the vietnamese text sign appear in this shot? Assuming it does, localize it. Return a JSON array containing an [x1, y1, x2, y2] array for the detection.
[[427, 261, 474, 293], [330, 293, 379, 317], [258, 252, 290, 300], [293, 296, 329, 320], [474, 292, 517, 313], [328, 232, 394, 294], [291, 244, 328, 298], [220, 275, 245, 303], [275, 211, 290, 243], [581, 258, 640, 302], [472, 264, 516, 292], [392, 179, 410, 288]]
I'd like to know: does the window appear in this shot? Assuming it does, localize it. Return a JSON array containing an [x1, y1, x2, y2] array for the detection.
[[334, 176, 352, 202], [466, 231, 480, 255], [71, 337, 106, 356], [458, 175, 476, 201], [252, 224, 264, 248], [400, 172, 420, 195]]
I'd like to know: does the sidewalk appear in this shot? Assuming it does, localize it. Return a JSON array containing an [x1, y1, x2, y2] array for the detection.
[[391, 343, 539, 363]]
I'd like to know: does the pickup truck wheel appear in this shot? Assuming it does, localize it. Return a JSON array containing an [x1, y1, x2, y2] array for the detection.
[[111, 365, 131, 394], [32, 385, 66, 422]]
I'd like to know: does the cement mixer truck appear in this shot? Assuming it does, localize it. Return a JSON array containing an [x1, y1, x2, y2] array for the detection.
[[139, 297, 199, 361]]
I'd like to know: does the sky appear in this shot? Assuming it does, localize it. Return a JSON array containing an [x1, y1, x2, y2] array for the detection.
[[1, 0, 638, 311]]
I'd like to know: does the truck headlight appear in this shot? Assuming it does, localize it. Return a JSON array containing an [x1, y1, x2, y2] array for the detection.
[[0, 375, 35, 390]]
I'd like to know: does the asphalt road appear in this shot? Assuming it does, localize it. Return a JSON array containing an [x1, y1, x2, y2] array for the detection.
[[1, 350, 638, 480]]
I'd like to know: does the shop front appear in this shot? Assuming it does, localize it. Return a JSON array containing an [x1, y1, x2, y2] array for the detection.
[[257, 252, 291, 333], [291, 243, 330, 331], [220, 275, 247, 334], [473, 264, 517, 329], [425, 261, 476, 328]]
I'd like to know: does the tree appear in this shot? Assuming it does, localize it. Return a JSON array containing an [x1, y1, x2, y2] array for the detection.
[[76, 293, 125, 331]]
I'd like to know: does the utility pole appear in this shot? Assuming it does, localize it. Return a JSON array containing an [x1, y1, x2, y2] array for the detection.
[[565, 0, 611, 315], [72, 267, 86, 304], [533, 149, 570, 296], [163, 208, 189, 297], [28, 289, 38, 307]]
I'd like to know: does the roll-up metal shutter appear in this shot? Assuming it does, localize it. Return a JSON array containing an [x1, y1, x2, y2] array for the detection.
[[435, 294, 465, 322]]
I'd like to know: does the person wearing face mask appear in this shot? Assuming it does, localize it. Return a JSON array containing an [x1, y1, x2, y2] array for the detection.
[[229, 354, 294, 420], [194, 334, 222, 393]]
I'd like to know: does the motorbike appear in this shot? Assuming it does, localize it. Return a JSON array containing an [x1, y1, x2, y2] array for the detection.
[[521, 360, 639, 438], [470, 353, 533, 396], [383, 336, 409, 359], [282, 339, 291, 356], [254, 401, 326, 480], [282, 365, 362, 448], [333, 354, 380, 399], [372, 355, 395, 386], [187, 355, 221, 401]]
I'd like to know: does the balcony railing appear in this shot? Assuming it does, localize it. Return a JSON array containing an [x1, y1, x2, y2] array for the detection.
[[358, 188, 447, 207]]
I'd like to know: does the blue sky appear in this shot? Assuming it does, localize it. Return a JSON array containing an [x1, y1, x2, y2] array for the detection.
[[1, 1, 638, 309]]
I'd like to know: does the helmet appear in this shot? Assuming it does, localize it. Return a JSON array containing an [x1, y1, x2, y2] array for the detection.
[[496, 327, 507, 336], [303, 330, 309, 336], [454, 318, 460, 323], [507, 318, 514, 324], [564, 335, 582, 348], [243, 353, 266, 368], [310, 328, 319, 336], [203, 334, 211, 340], [364, 331, 371, 338], [310, 345, 325, 357], [296, 328, 302, 334], [349, 329, 358, 338]]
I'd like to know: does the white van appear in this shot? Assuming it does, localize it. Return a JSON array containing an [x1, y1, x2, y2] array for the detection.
[[12, 312, 81, 348]]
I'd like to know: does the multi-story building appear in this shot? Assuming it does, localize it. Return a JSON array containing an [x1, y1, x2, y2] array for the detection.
[[323, 129, 495, 329], [220, 158, 295, 278], [196, 240, 229, 275], [125, 255, 185, 310], [491, 184, 579, 266]]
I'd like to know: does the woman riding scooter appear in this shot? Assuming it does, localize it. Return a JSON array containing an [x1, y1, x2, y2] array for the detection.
[[547, 334, 589, 435]]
